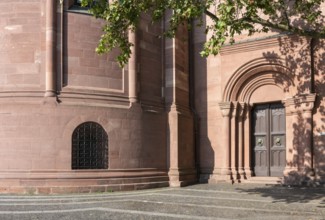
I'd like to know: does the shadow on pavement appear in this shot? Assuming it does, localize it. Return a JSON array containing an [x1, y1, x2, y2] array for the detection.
[[235, 185, 325, 208]]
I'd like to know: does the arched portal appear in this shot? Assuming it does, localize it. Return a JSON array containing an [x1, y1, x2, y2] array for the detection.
[[218, 58, 316, 184]]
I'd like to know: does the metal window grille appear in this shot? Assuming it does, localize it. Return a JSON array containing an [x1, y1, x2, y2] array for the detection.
[[72, 122, 108, 169]]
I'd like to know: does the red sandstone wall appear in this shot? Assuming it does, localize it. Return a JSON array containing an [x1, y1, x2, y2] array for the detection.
[[138, 14, 164, 107], [0, 0, 44, 91], [64, 13, 124, 92], [0, 1, 168, 177]]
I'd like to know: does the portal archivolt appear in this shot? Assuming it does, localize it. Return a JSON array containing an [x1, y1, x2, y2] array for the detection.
[[223, 57, 295, 102]]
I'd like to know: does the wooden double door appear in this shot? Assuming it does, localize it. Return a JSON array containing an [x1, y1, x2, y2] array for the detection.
[[252, 103, 286, 177]]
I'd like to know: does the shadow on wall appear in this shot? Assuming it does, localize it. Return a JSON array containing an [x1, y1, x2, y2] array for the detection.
[[191, 17, 214, 182], [312, 38, 325, 184], [262, 36, 325, 184]]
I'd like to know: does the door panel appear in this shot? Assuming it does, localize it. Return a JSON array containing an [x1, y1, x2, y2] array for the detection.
[[269, 104, 286, 176], [252, 105, 268, 176], [252, 103, 286, 177]]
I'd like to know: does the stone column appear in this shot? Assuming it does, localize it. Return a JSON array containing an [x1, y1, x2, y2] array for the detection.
[[230, 102, 238, 180], [128, 30, 138, 103], [237, 102, 246, 180], [243, 104, 252, 177], [45, 0, 57, 98]]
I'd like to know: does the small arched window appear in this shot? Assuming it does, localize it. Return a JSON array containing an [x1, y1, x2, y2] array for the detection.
[[72, 122, 108, 169]]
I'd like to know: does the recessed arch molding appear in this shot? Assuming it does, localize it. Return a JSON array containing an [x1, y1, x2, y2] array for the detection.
[[223, 57, 295, 102]]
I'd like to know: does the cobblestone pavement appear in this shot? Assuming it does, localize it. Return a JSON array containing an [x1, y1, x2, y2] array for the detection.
[[0, 183, 324, 220]]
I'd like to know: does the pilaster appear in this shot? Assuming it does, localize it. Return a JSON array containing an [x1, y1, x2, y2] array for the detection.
[[165, 22, 196, 187], [300, 95, 316, 177], [209, 101, 232, 182], [283, 94, 316, 184]]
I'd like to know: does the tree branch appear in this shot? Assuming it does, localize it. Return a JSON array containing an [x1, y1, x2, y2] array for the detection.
[[245, 16, 325, 39], [283, 9, 291, 30], [277, 0, 292, 31], [204, 9, 219, 22]]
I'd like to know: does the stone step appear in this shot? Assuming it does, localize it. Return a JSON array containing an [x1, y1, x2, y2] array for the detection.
[[0, 175, 170, 194], [242, 177, 283, 185], [0, 179, 170, 194], [1, 176, 170, 187], [48, 181, 170, 194]]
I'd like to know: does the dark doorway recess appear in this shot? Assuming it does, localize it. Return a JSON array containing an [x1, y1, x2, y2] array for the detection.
[[252, 103, 286, 177]]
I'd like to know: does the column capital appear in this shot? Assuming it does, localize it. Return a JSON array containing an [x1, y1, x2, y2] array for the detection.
[[231, 101, 239, 118], [238, 102, 247, 119], [301, 102, 315, 113], [219, 101, 232, 117]]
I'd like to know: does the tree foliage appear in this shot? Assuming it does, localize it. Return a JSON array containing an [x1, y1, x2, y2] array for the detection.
[[81, 0, 325, 66]]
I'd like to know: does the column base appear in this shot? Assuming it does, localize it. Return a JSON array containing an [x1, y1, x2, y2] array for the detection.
[[301, 167, 316, 185], [44, 90, 57, 98], [283, 167, 304, 185], [208, 168, 233, 184], [42, 96, 58, 106], [235, 167, 246, 182], [168, 168, 197, 187], [208, 174, 234, 184], [231, 168, 240, 182], [303, 166, 315, 177], [243, 168, 253, 179]]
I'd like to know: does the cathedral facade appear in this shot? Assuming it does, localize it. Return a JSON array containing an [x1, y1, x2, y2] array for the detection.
[[0, 0, 324, 193]]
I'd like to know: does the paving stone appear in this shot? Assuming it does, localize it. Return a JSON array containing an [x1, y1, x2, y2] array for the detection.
[[0, 183, 324, 219]]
